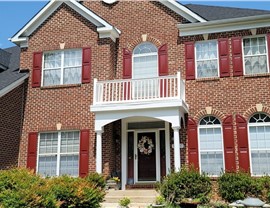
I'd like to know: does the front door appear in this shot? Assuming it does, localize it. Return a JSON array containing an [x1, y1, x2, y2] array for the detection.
[[135, 131, 159, 182]]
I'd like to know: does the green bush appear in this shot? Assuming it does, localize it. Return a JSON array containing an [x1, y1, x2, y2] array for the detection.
[[85, 172, 106, 189], [218, 172, 262, 202], [157, 167, 211, 205], [0, 168, 105, 208]]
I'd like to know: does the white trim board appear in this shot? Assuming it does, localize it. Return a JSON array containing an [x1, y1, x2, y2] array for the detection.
[[10, 0, 120, 46], [178, 14, 270, 37], [0, 74, 29, 98]]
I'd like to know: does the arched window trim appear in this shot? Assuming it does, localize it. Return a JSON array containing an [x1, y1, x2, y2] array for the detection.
[[198, 116, 225, 176], [248, 113, 270, 176], [132, 42, 158, 79]]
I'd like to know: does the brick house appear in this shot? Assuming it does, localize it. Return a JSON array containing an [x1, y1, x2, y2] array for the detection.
[[10, 1, 270, 189], [0, 46, 28, 169]]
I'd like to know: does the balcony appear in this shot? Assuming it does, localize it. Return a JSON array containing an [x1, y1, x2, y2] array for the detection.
[[91, 72, 187, 112]]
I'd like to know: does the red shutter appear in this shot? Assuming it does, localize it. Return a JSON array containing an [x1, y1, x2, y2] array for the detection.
[[218, 38, 230, 77], [123, 49, 132, 79], [82, 47, 91, 84], [232, 37, 243, 76], [185, 42, 195, 80], [32, 52, 42, 88], [187, 118, 199, 170], [267, 34, 270, 69], [158, 44, 168, 76], [27, 132, 38, 172], [222, 115, 236, 172], [79, 129, 90, 177], [236, 115, 250, 172]]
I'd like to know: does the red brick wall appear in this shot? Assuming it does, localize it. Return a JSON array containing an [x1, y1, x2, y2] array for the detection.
[[18, 1, 270, 173], [0, 81, 27, 169], [19, 4, 115, 173]]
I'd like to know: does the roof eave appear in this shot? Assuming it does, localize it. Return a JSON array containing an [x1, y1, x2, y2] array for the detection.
[[10, 0, 120, 47], [178, 14, 270, 36], [0, 74, 29, 98], [159, 0, 207, 23]]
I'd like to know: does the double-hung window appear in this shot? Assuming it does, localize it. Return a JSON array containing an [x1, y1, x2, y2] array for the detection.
[[243, 36, 269, 75], [249, 113, 270, 175], [195, 41, 218, 78], [198, 116, 224, 176], [37, 131, 80, 177], [42, 49, 82, 86]]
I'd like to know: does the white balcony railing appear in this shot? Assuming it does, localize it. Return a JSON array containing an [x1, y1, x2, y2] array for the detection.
[[93, 72, 185, 105]]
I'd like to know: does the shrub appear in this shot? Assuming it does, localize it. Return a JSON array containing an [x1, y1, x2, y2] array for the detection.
[[0, 168, 56, 208], [85, 172, 106, 189], [157, 167, 211, 205], [218, 172, 262, 202], [0, 168, 105, 208], [48, 175, 105, 208], [119, 197, 131, 207]]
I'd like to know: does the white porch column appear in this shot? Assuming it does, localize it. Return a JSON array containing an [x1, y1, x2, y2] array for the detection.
[[173, 126, 181, 171], [96, 130, 103, 174]]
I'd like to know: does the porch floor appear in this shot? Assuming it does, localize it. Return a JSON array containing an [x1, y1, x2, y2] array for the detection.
[[101, 189, 158, 208]]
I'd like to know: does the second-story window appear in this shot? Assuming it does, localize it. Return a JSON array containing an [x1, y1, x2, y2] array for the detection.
[[42, 49, 82, 86], [243, 36, 268, 75], [132, 42, 158, 98], [195, 41, 218, 78]]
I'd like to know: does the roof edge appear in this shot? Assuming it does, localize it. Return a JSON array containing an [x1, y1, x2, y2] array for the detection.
[[10, 0, 120, 47], [159, 0, 207, 23], [0, 74, 29, 98], [178, 14, 270, 36]]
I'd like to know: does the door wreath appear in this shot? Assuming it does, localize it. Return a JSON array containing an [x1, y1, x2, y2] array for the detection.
[[138, 136, 154, 155]]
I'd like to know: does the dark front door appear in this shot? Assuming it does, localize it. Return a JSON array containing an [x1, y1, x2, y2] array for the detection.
[[137, 132, 156, 181]]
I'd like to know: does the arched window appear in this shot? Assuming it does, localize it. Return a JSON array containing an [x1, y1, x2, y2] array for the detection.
[[249, 113, 270, 175], [198, 116, 224, 176], [132, 42, 158, 98], [133, 42, 158, 79]]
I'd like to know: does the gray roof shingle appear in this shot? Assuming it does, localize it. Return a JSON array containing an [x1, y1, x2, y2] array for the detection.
[[0, 46, 28, 91], [184, 4, 270, 21], [0, 49, 11, 70]]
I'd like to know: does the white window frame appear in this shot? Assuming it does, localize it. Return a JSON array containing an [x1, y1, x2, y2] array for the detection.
[[198, 117, 224, 177], [36, 130, 80, 177], [131, 42, 159, 99], [41, 49, 82, 87], [242, 35, 269, 75], [132, 42, 158, 79], [195, 40, 219, 79], [248, 113, 270, 176]]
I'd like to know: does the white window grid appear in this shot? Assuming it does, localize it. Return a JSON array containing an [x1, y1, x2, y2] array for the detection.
[[132, 42, 159, 98], [41, 49, 82, 86], [195, 40, 219, 79], [242, 35, 269, 75], [37, 131, 80, 177], [248, 114, 270, 176], [198, 120, 224, 177]]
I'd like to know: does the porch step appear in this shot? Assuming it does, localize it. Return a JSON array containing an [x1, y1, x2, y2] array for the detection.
[[101, 189, 158, 208]]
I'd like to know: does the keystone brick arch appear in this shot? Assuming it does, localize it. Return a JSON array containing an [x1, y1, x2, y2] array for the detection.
[[243, 105, 270, 121], [194, 108, 226, 124], [126, 35, 162, 52]]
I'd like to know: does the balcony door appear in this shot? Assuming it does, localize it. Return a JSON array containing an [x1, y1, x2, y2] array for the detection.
[[132, 42, 158, 99]]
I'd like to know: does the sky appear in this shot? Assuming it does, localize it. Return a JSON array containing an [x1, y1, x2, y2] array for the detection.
[[0, 1, 270, 49]]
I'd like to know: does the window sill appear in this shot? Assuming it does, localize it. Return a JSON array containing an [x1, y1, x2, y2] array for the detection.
[[196, 77, 220, 82], [41, 84, 82, 90], [244, 73, 270, 78]]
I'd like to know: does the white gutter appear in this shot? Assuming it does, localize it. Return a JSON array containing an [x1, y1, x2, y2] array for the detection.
[[160, 0, 207, 23], [178, 14, 270, 36], [0, 74, 29, 98]]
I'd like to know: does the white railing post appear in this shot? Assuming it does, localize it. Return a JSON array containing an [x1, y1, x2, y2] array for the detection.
[[177, 72, 181, 100], [93, 78, 97, 105]]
